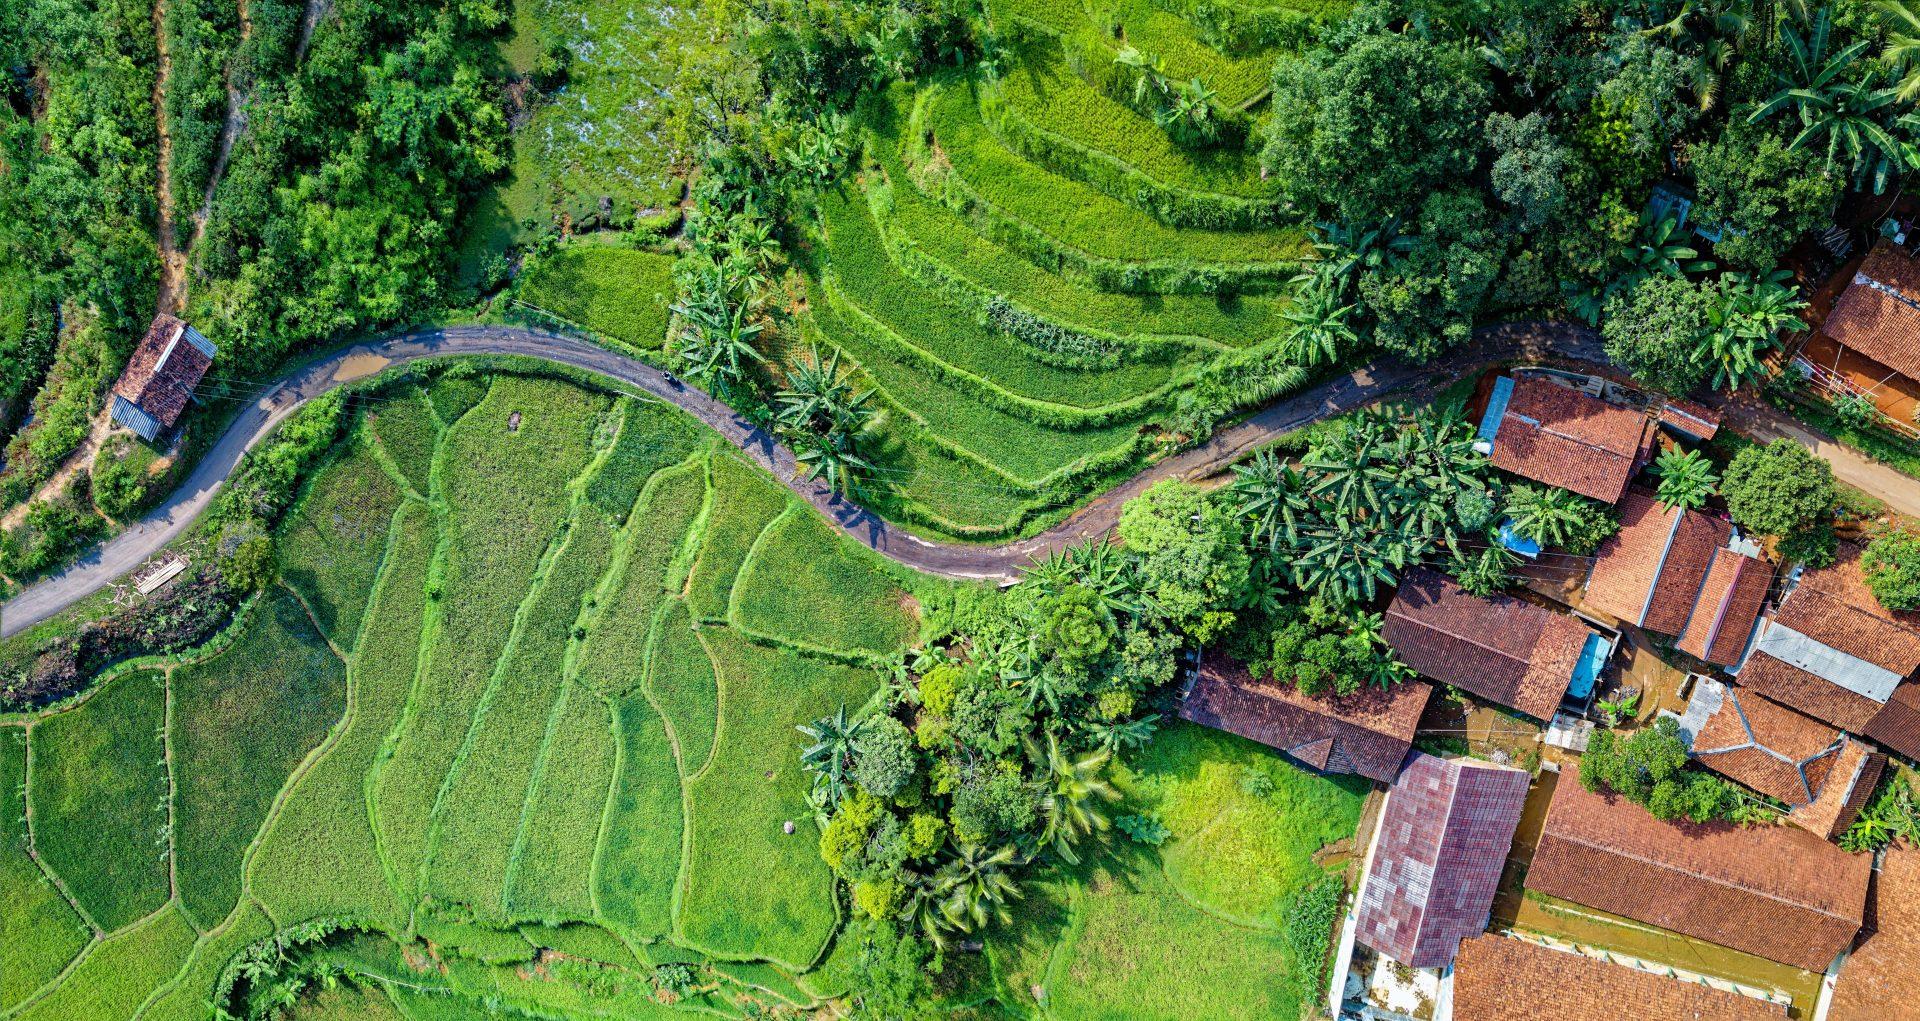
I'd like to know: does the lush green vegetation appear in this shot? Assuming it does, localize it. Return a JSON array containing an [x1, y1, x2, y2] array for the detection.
[[27, 669, 171, 933], [170, 589, 348, 927], [7, 367, 1395, 1019], [0, 727, 89, 1010], [514, 245, 678, 353]]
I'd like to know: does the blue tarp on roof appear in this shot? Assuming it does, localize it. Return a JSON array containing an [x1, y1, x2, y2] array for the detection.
[[1497, 520, 1541, 559], [1477, 376, 1514, 447], [1567, 633, 1612, 701]]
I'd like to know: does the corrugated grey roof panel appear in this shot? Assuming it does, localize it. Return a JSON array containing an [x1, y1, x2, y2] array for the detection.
[[1752, 622, 1903, 703]]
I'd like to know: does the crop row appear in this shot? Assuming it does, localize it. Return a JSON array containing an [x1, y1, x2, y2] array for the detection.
[[980, 41, 1286, 228], [912, 84, 1298, 291], [824, 177, 1184, 411]]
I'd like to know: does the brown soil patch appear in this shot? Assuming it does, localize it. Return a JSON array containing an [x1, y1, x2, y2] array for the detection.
[[331, 352, 390, 382]]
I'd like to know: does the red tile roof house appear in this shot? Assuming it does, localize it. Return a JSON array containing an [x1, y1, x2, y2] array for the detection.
[[1582, 493, 1772, 667], [1177, 654, 1430, 784], [1381, 568, 1611, 721], [109, 313, 217, 442], [1828, 847, 1920, 1021], [1474, 374, 1657, 504], [1449, 933, 1789, 1021], [1353, 752, 1530, 969], [1527, 764, 1870, 973], [1821, 240, 1920, 387], [1671, 678, 1887, 839], [1733, 543, 1920, 762]]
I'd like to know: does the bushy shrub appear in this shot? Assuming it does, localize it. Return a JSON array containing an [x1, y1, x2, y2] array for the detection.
[[854, 716, 919, 800], [90, 433, 161, 519], [1864, 527, 1920, 611], [1581, 718, 1748, 823], [2, 571, 240, 708], [1722, 439, 1834, 537], [1281, 873, 1345, 988]]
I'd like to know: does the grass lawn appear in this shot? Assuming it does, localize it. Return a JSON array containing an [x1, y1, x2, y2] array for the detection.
[[170, 588, 349, 927], [684, 450, 789, 621], [502, 679, 618, 921], [595, 695, 686, 940], [11, 370, 974, 1016], [139, 903, 276, 1021], [825, 156, 1192, 411], [365, 385, 440, 496], [516, 245, 678, 354], [922, 81, 1299, 268], [987, 37, 1278, 202], [373, 376, 605, 904], [804, 265, 1142, 484], [679, 629, 877, 968], [27, 669, 171, 933], [423, 498, 618, 919], [993, 723, 1365, 1020], [869, 110, 1290, 349], [645, 597, 721, 777], [0, 727, 89, 1011]]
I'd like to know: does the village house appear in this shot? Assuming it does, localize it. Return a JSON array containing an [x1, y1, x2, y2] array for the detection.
[[1447, 933, 1788, 1021], [1670, 678, 1886, 839], [109, 313, 217, 442], [1582, 492, 1773, 667], [1177, 655, 1429, 784], [1353, 753, 1530, 970], [1474, 374, 1656, 504], [1827, 848, 1920, 1020], [1801, 239, 1920, 425], [1381, 568, 1613, 722], [1734, 543, 1920, 763], [1526, 765, 1870, 973]]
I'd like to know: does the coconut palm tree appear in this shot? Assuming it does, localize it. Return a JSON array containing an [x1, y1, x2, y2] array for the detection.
[[936, 840, 1024, 934], [1449, 538, 1517, 598], [1081, 713, 1159, 754], [1230, 448, 1309, 546], [1300, 218, 1414, 298], [1301, 409, 1397, 519], [794, 434, 874, 497], [1748, 10, 1910, 191], [1652, 448, 1720, 511], [1028, 734, 1118, 864], [1277, 283, 1359, 368], [797, 705, 867, 806], [672, 260, 768, 391]]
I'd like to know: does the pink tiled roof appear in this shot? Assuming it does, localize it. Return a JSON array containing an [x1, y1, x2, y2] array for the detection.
[[1355, 753, 1530, 968]]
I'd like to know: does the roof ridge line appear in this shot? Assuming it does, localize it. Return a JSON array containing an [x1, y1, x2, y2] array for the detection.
[[1385, 606, 1532, 668], [1549, 827, 1860, 924]]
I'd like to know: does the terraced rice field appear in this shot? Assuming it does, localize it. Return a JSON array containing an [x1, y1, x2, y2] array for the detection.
[[795, 1, 1338, 541], [2, 372, 934, 1020]]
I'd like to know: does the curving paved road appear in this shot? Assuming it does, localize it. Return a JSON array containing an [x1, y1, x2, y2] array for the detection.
[[0, 321, 1607, 639]]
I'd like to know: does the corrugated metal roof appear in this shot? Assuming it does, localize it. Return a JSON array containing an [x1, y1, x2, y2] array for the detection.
[[1752, 620, 1903, 703]]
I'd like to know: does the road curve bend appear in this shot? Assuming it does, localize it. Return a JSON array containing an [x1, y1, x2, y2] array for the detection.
[[0, 321, 1604, 639]]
